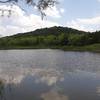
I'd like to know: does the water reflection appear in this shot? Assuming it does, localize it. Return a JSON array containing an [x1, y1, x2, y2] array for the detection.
[[0, 81, 4, 100], [0, 50, 99, 100], [41, 90, 69, 100], [1, 70, 100, 100]]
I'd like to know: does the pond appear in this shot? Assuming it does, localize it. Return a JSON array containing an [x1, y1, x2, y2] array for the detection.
[[0, 49, 100, 100]]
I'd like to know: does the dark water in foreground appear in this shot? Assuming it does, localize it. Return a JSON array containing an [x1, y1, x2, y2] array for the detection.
[[0, 49, 100, 100]]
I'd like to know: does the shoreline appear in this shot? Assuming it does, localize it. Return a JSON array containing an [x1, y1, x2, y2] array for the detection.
[[0, 43, 100, 52]]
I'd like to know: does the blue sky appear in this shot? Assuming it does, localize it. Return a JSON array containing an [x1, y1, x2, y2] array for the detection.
[[58, 0, 100, 24], [0, 0, 100, 36], [50, 0, 100, 31], [62, 0, 99, 18]]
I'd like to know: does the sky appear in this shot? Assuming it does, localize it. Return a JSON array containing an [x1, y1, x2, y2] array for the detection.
[[0, 0, 100, 36]]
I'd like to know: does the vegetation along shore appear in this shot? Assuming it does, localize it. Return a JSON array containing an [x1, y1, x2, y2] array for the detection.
[[0, 26, 100, 52]]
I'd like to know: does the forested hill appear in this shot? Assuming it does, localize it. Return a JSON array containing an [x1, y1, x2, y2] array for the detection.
[[0, 26, 100, 50], [11, 26, 87, 37]]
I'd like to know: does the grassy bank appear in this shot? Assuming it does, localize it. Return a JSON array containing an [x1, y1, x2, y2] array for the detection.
[[61, 44, 100, 52], [0, 43, 100, 52]]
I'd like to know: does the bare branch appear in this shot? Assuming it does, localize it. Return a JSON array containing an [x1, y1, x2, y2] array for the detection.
[[0, 0, 57, 19], [0, 0, 18, 3]]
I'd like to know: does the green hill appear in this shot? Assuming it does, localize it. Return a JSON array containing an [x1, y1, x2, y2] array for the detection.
[[0, 26, 100, 52], [10, 26, 87, 37]]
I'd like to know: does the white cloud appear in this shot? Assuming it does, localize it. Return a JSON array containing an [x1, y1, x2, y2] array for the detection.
[[60, 8, 65, 13], [66, 16, 100, 32], [0, 5, 60, 36], [97, 0, 100, 2], [43, 6, 64, 18]]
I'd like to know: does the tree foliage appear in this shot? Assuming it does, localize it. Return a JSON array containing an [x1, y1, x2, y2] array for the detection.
[[0, 26, 100, 48], [0, 0, 57, 19]]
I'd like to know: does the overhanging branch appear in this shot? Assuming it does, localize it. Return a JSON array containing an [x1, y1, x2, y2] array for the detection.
[[0, 0, 57, 19], [0, 0, 18, 3]]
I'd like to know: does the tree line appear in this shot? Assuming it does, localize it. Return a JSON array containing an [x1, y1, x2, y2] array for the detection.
[[0, 27, 100, 48]]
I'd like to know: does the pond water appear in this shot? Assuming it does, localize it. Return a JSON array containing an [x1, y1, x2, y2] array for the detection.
[[0, 49, 100, 100]]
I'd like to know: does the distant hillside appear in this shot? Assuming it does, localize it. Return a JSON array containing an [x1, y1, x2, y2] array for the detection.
[[0, 26, 100, 51], [10, 26, 88, 38]]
